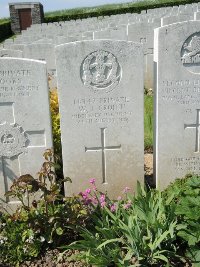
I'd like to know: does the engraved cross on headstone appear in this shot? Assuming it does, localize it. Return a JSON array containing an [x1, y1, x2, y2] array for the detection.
[[184, 109, 200, 153], [0, 102, 45, 203], [85, 127, 121, 184]]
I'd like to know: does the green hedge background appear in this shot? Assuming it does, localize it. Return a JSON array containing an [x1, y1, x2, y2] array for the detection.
[[0, 22, 12, 43]]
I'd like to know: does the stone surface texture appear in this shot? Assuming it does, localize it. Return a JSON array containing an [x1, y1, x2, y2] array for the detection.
[[154, 21, 200, 189], [0, 58, 52, 206], [56, 40, 144, 198], [0, 49, 23, 58]]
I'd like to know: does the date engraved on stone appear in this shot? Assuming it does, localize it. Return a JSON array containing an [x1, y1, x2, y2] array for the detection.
[[81, 50, 121, 93], [0, 122, 28, 158], [181, 33, 200, 74]]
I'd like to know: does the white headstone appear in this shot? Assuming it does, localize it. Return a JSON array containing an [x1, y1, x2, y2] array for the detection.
[[10, 44, 26, 52], [161, 14, 194, 26], [154, 21, 200, 189], [0, 49, 23, 58], [24, 43, 56, 70], [128, 20, 161, 54], [56, 40, 144, 198], [94, 25, 127, 41], [0, 58, 53, 205], [144, 54, 154, 90]]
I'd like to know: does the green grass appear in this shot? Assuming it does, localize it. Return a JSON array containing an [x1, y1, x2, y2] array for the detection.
[[0, 18, 10, 25], [44, 0, 200, 21], [144, 95, 153, 150]]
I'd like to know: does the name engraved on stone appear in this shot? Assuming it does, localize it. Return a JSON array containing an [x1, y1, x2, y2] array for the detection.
[[72, 96, 132, 124], [81, 50, 121, 93], [181, 33, 200, 73], [171, 156, 200, 172], [0, 69, 39, 98], [161, 79, 200, 105], [184, 109, 200, 152], [85, 127, 121, 184]]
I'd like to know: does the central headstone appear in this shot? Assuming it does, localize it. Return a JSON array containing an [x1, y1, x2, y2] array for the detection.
[[56, 40, 144, 198]]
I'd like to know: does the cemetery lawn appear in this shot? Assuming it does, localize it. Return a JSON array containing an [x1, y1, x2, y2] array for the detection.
[[0, 19, 10, 24], [144, 94, 153, 151]]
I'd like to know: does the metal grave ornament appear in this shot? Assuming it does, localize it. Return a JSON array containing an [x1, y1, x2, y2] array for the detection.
[[0, 122, 28, 158], [81, 50, 121, 93]]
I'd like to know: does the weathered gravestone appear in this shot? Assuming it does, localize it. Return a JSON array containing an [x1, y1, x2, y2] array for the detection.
[[154, 21, 200, 189], [0, 58, 53, 205], [94, 25, 128, 41], [23, 43, 56, 70], [56, 40, 144, 198], [24, 43, 56, 90], [0, 49, 23, 58]]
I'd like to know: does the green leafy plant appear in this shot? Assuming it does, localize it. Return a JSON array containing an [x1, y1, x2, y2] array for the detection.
[[164, 174, 200, 266], [0, 149, 88, 266], [144, 95, 153, 151], [0, 22, 12, 43], [62, 181, 186, 266]]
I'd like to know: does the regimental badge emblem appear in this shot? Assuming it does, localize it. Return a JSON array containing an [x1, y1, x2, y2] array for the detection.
[[0, 123, 28, 158], [81, 50, 121, 93], [181, 33, 200, 73]]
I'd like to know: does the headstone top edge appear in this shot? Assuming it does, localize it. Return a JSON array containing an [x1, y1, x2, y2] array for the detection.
[[0, 57, 47, 65], [55, 39, 143, 49], [159, 19, 200, 30], [0, 49, 23, 52]]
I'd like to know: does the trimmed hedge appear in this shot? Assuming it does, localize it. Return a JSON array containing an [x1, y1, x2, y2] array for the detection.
[[44, 0, 200, 23], [0, 22, 12, 43]]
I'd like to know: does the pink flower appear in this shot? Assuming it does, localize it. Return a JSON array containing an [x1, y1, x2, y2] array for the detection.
[[92, 196, 98, 205], [100, 194, 105, 203], [92, 185, 97, 191], [101, 201, 106, 208], [110, 203, 117, 212], [89, 178, 96, 185], [123, 187, 131, 194], [117, 196, 122, 201], [85, 188, 91, 194], [99, 194, 106, 208]]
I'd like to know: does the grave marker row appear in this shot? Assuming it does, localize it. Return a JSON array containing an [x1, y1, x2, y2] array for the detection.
[[1, 13, 200, 210]]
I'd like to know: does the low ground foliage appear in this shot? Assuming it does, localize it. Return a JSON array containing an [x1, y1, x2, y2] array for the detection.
[[0, 165, 200, 266], [144, 94, 153, 150], [0, 150, 89, 266]]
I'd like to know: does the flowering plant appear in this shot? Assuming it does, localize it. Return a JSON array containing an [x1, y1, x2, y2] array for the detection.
[[0, 150, 88, 266], [61, 181, 185, 266]]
